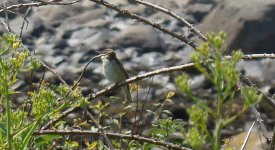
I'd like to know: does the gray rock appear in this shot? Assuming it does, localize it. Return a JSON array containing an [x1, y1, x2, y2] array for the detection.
[[133, 52, 164, 68], [112, 25, 165, 52], [199, 0, 275, 54], [33, 4, 89, 27], [185, 3, 213, 22], [237, 60, 263, 83], [262, 60, 275, 82], [59, 8, 106, 29], [70, 27, 97, 40]]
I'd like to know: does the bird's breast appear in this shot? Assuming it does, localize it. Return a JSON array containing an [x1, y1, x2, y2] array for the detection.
[[103, 60, 127, 83]]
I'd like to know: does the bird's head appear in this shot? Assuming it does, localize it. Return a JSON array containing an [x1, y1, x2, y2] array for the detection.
[[101, 49, 117, 60]]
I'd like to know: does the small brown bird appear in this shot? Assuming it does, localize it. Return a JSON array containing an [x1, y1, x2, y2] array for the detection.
[[100, 49, 132, 102]]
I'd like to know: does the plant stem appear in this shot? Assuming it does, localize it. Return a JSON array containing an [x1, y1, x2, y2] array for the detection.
[[213, 119, 222, 150], [3, 80, 12, 150], [213, 91, 223, 150]]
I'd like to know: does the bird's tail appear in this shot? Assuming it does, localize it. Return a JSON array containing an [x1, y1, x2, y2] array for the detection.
[[122, 85, 132, 102]]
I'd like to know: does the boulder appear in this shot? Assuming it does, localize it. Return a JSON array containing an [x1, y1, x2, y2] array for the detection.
[[199, 0, 275, 54], [112, 25, 165, 52]]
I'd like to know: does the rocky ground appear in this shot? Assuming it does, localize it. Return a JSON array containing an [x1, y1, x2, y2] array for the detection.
[[1, 0, 275, 148]]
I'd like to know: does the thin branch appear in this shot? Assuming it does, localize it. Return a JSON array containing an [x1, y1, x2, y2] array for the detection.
[[251, 106, 269, 140], [56, 54, 102, 102], [240, 121, 255, 150], [4, 9, 30, 28], [39, 61, 69, 86], [225, 53, 275, 60], [137, 76, 154, 135], [3, 1, 12, 33], [19, 7, 31, 37], [41, 54, 103, 129], [33, 130, 192, 150], [1, 18, 10, 32], [0, 0, 82, 13], [41, 53, 275, 129], [133, 0, 207, 42], [89, 0, 198, 49], [85, 108, 115, 150]]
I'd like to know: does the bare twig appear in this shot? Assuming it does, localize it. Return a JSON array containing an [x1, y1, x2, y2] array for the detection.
[[41, 54, 102, 129], [2, 1, 12, 33], [56, 54, 102, 102], [240, 121, 255, 150], [137, 76, 154, 135], [251, 106, 269, 140], [33, 130, 192, 150], [39, 61, 69, 86], [85, 108, 115, 150], [0, 0, 82, 13], [19, 7, 31, 37], [133, 0, 207, 42], [89, 0, 198, 49], [225, 53, 275, 60]]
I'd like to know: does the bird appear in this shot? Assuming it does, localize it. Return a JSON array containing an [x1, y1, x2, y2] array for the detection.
[[100, 49, 132, 102]]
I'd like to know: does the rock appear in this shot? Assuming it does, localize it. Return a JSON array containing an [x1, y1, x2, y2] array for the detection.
[[59, 8, 106, 29], [133, 52, 164, 68], [28, 17, 55, 38], [199, 0, 275, 54], [70, 27, 97, 40], [33, 4, 88, 27], [84, 18, 109, 28], [112, 25, 165, 52], [237, 60, 263, 83], [33, 6, 70, 27], [185, 3, 213, 22], [262, 60, 275, 82], [53, 39, 69, 49], [187, 0, 217, 4], [223, 127, 270, 150]]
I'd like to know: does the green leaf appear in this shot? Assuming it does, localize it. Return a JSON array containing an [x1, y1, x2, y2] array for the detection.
[[242, 86, 262, 107], [175, 74, 191, 94], [35, 134, 62, 146]]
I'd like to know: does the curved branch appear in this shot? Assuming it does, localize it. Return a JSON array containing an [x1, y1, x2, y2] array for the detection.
[[33, 130, 192, 150], [89, 0, 198, 49], [133, 0, 207, 42], [0, 0, 82, 13]]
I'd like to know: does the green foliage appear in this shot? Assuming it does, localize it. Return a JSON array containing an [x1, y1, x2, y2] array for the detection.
[[175, 74, 191, 94], [188, 105, 208, 132], [34, 134, 62, 147], [31, 87, 57, 119], [185, 128, 206, 150], [175, 32, 262, 150], [0, 33, 42, 149], [0, 31, 264, 149], [184, 106, 208, 149], [0, 33, 90, 149], [242, 86, 262, 107], [151, 117, 185, 140]]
